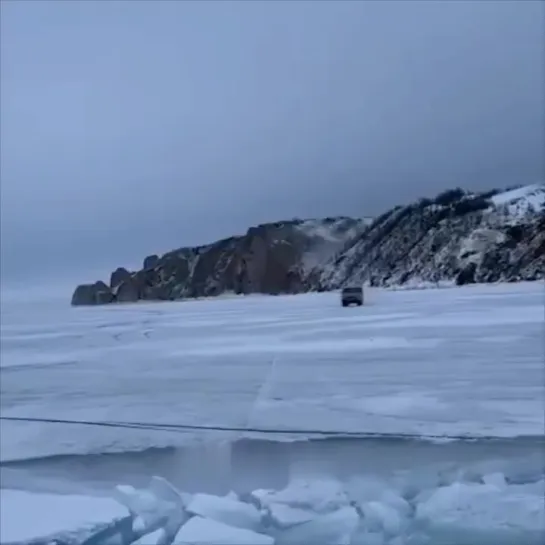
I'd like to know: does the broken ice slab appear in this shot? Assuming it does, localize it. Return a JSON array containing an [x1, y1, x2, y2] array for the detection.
[[173, 516, 274, 545]]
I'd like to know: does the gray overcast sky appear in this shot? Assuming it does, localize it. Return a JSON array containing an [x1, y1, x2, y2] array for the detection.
[[1, 0, 544, 287]]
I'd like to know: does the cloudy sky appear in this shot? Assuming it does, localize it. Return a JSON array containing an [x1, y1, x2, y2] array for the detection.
[[1, 0, 543, 287]]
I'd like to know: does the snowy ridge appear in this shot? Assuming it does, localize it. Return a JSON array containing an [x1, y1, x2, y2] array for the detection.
[[3, 470, 544, 545], [488, 183, 545, 224], [490, 183, 545, 209], [313, 183, 545, 290]]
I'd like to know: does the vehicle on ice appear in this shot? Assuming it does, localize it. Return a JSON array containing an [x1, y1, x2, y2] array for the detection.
[[341, 286, 363, 307]]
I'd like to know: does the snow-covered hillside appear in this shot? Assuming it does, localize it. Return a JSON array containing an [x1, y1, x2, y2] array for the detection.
[[490, 183, 545, 210], [313, 183, 545, 290], [488, 183, 545, 224]]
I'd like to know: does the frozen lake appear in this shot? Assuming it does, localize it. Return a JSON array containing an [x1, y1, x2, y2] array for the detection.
[[1, 282, 544, 543]]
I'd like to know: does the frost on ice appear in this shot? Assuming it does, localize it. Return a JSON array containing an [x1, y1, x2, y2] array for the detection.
[[2, 470, 544, 545]]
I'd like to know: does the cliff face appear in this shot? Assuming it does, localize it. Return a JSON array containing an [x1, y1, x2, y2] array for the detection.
[[71, 217, 367, 305], [71, 184, 545, 306]]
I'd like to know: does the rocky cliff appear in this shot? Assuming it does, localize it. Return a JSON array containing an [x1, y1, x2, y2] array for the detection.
[[71, 217, 367, 305], [71, 184, 545, 305]]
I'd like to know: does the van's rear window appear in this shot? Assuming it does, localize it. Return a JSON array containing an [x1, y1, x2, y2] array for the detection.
[[343, 288, 362, 294]]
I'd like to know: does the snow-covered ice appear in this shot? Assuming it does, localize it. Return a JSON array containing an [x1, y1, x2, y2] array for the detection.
[[0, 489, 127, 543], [2, 281, 543, 458], [1, 281, 544, 543]]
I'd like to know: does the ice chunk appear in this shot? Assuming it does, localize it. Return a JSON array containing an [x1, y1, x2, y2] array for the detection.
[[380, 490, 411, 518], [482, 472, 507, 489], [360, 501, 404, 536], [186, 493, 262, 531], [147, 477, 190, 545], [249, 487, 274, 507], [253, 478, 348, 513], [416, 481, 545, 544], [149, 476, 191, 509], [274, 506, 359, 545], [114, 478, 188, 543], [390, 470, 441, 501], [114, 485, 162, 525], [345, 475, 388, 504], [346, 476, 411, 519], [173, 516, 274, 545], [266, 503, 317, 528], [133, 528, 166, 545]]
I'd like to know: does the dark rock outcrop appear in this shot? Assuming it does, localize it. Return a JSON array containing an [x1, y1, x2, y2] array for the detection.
[[143, 254, 159, 270], [70, 183, 544, 306], [70, 217, 364, 305], [456, 263, 477, 286], [71, 281, 113, 306], [115, 276, 141, 303], [110, 267, 131, 289]]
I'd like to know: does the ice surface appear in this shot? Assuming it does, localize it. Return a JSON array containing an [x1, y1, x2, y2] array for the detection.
[[360, 500, 405, 536], [266, 503, 318, 528], [0, 489, 127, 543], [2, 282, 543, 463], [482, 471, 507, 488]]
